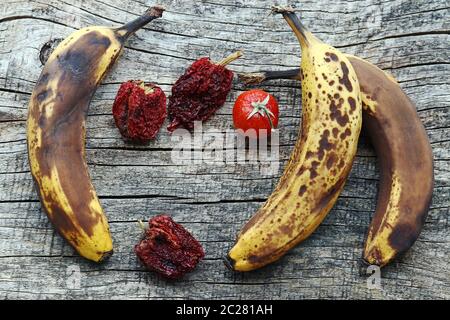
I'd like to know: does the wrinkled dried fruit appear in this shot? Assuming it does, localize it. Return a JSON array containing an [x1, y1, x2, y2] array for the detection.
[[135, 215, 205, 279], [167, 51, 242, 132], [113, 80, 166, 142]]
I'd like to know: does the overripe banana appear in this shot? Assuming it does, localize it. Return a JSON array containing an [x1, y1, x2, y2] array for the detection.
[[237, 50, 434, 268], [353, 56, 433, 267], [27, 6, 164, 262], [226, 8, 363, 271]]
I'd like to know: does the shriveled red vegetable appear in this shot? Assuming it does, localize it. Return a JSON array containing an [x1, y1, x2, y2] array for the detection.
[[167, 51, 242, 132], [113, 80, 166, 142], [134, 215, 205, 279]]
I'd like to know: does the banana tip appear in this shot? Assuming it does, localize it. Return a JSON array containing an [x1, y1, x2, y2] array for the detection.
[[358, 258, 382, 276], [97, 249, 114, 263], [223, 255, 236, 271]]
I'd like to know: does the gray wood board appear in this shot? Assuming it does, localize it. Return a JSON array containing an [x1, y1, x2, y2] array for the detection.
[[0, 0, 449, 299]]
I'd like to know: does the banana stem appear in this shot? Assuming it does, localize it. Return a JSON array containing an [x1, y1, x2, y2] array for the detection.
[[116, 5, 165, 40], [271, 6, 310, 48], [238, 69, 301, 85]]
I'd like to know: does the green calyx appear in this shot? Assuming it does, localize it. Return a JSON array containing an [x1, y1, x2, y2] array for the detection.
[[246, 94, 275, 129]]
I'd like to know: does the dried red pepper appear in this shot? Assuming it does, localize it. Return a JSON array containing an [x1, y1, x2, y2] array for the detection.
[[167, 51, 242, 132], [112, 80, 166, 142], [135, 215, 205, 279]]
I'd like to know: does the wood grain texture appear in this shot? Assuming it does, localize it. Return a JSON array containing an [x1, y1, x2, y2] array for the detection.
[[0, 0, 449, 299]]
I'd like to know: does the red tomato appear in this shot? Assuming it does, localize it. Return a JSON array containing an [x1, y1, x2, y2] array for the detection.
[[233, 89, 279, 138]]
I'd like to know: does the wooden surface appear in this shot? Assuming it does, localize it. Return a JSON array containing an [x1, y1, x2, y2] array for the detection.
[[0, 0, 449, 299]]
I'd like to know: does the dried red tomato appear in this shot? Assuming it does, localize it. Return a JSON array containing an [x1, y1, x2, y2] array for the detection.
[[135, 215, 204, 279], [167, 51, 242, 132], [112, 80, 166, 142]]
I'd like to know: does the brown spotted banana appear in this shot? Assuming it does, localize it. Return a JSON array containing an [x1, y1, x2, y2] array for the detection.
[[27, 6, 164, 262], [236, 37, 434, 269], [226, 7, 363, 271]]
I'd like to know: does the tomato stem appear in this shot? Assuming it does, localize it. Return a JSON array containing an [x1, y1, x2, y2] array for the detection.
[[246, 94, 275, 129], [264, 108, 275, 130]]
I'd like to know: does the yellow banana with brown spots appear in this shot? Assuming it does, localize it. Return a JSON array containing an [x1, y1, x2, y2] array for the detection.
[[236, 52, 434, 268], [27, 6, 164, 262], [226, 8, 363, 271]]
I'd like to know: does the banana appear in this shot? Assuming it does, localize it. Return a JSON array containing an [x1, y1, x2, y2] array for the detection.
[[226, 8, 362, 271], [237, 54, 434, 268], [351, 56, 434, 267], [27, 6, 165, 262]]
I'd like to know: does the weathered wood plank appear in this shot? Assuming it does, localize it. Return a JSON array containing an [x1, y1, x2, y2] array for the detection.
[[0, 0, 449, 299]]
